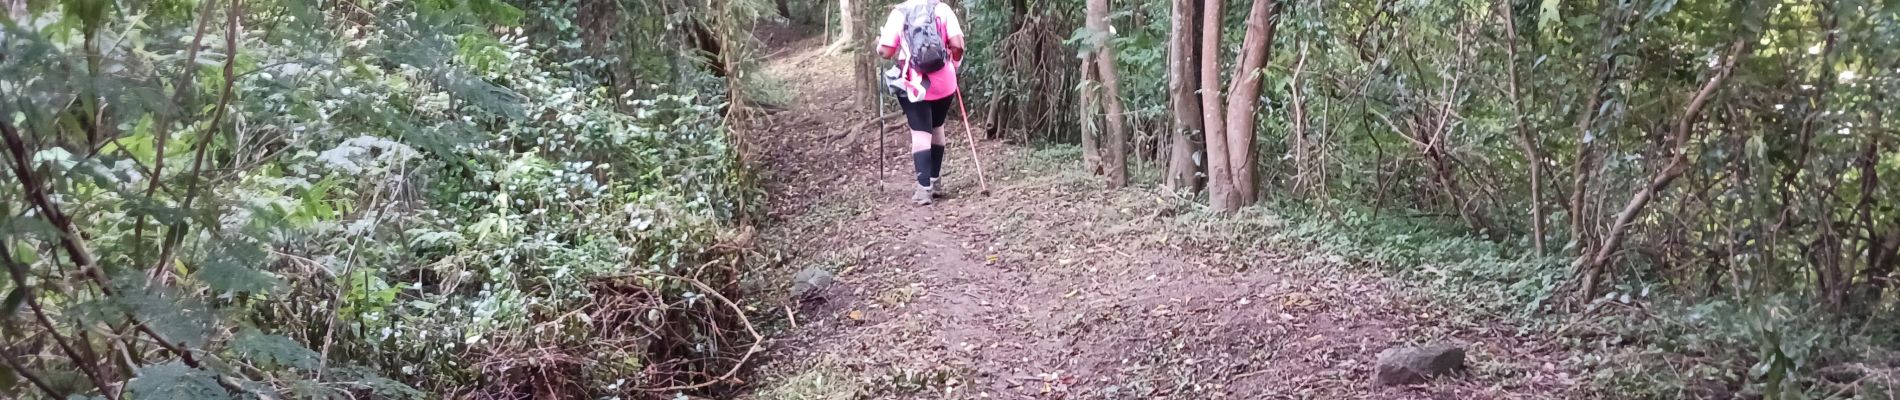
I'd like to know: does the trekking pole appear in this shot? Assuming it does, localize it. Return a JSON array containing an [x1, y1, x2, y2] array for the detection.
[[953, 92, 992, 196], [876, 84, 889, 181]]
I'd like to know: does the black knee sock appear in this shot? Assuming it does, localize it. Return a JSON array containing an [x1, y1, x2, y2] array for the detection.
[[929, 145, 946, 180], [913, 150, 934, 187]]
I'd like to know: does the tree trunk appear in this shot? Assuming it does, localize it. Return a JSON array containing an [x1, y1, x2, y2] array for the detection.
[[1087, 0, 1130, 188], [1220, 0, 1283, 208], [1566, 4, 1631, 253], [1288, 43, 1310, 194], [1852, 92, 1894, 311], [829, 0, 854, 50], [1165, 0, 1204, 193], [1080, 52, 1105, 175], [1011, 0, 1028, 26], [1498, 0, 1545, 255], [1575, 38, 1749, 299], [687, 17, 728, 77], [1567, 68, 1610, 251], [1199, 0, 1236, 209]]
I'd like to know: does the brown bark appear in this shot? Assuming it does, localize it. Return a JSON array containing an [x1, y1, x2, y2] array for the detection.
[[1840, 131, 1883, 308], [1220, 0, 1283, 207], [688, 18, 728, 77], [1575, 38, 1749, 299], [1566, 67, 1610, 250], [1198, 0, 1236, 208], [1087, 0, 1130, 188], [1853, 92, 1894, 310], [1164, 0, 1204, 193], [1566, 4, 1631, 252], [1859, 226, 1900, 309], [1080, 52, 1104, 175], [828, 0, 855, 50], [1011, 0, 1028, 25]]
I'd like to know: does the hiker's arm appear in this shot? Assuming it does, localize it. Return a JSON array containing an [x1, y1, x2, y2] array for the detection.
[[942, 6, 966, 61], [875, 9, 903, 60]]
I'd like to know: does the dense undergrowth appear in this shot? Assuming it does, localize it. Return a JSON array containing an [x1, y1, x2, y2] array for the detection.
[[2, 0, 767, 398], [941, 0, 1900, 395], [1006, 145, 1898, 399]]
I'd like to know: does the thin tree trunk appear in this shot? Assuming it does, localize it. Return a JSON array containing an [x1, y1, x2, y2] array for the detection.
[[1566, 5, 1630, 252], [1853, 92, 1894, 310], [1288, 43, 1310, 194], [1080, 52, 1104, 175], [829, 0, 854, 50], [1012, 0, 1028, 26], [1858, 226, 1900, 310], [1498, 0, 1545, 255], [1841, 129, 1883, 308], [853, 0, 877, 113], [1087, 0, 1130, 187], [1165, 0, 1204, 193], [1199, 0, 1236, 208], [1221, 0, 1283, 207], [1575, 38, 1749, 299], [1566, 69, 1609, 251]]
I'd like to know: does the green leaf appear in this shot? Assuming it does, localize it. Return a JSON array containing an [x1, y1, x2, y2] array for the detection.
[[0, 362, 17, 395], [198, 242, 279, 294], [60, 0, 110, 31], [0, 287, 24, 319], [1644, 0, 1679, 18], [1538, 0, 1561, 33], [123, 288, 218, 348], [232, 329, 321, 370], [329, 367, 425, 399], [467, 0, 524, 26], [127, 362, 234, 400], [0, 216, 58, 241], [286, 378, 348, 400]]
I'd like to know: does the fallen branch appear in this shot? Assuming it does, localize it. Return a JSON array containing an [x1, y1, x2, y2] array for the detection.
[[835, 111, 907, 146], [848, 111, 905, 134], [638, 275, 764, 393]]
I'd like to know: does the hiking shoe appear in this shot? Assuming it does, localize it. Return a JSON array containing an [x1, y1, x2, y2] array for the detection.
[[930, 178, 945, 198], [912, 186, 934, 205]]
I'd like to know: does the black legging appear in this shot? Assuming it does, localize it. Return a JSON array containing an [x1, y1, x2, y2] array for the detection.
[[897, 93, 954, 132], [897, 93, 955, 187]]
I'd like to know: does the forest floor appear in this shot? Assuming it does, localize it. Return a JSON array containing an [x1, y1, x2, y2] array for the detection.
[[739, 27, 1592, 400]]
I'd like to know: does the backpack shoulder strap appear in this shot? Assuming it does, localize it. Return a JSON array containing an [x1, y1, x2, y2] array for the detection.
[[904, 0, 934, 23]]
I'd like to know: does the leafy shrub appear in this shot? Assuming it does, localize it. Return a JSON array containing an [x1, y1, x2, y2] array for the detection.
[[0, 0, 759, 398]]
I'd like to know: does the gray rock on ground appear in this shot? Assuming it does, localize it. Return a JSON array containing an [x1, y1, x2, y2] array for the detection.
[[1374, 343, 1466, 386], [790, 267, 835, 298]]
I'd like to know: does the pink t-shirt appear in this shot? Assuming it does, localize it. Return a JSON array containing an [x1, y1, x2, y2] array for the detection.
[[877, 1, 963, 101]]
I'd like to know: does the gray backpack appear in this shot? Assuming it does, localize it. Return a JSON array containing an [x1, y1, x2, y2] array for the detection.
[[900, 0, 949, 73]]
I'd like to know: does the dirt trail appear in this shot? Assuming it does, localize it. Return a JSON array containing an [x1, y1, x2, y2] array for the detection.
[[746, 30, 1581, 400]]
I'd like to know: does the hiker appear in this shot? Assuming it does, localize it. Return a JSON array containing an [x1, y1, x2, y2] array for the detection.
[[876, 0, 964, 205]]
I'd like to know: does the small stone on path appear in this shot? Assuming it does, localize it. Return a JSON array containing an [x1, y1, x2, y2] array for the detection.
[[791, 266, 835, 298], [1373, 343, 1466, 386]]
